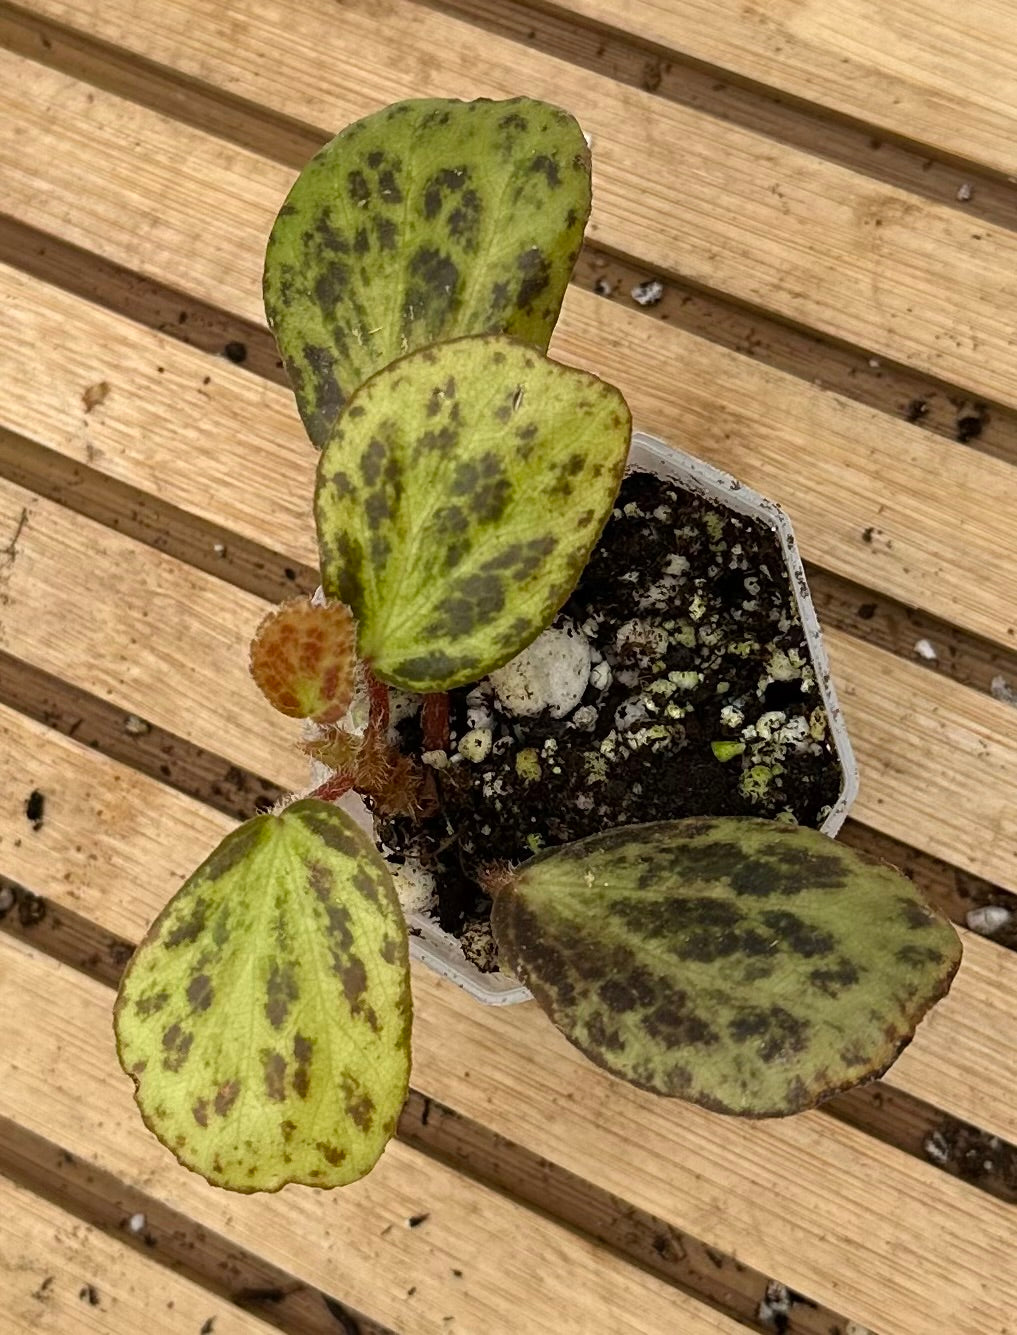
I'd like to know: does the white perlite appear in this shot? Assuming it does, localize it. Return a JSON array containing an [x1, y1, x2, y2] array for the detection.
[[965, 904, 1012, 935], [389, 858, 436, 920], [465, 684, 494, 731], [990, 675, 1017, 707], [757, 1282, 791, 1326], [589, 660, 612, 692], [631, 278, 664, 306], [489, 623, 591, 718], [457, 728, 493, 763]]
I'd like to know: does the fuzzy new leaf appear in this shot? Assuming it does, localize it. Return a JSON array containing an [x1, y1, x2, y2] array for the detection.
[[493, 818, 961, 1117], [249, 597, 357, 724], [265, 96, 591, 446], [315, 334, 631, 691], [115, 799, 411, 1192]]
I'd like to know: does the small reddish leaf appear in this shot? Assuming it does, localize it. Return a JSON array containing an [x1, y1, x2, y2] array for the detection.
[[250, 598, 356, 724]]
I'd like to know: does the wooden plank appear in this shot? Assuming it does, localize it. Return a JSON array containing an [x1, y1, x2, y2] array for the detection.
[[0, 1171, 278, 1334], [3, 475, 1017, 893], [510, 0, 1017, 179], [4, 260, 1017, 653], [888, 923, 1017, 1127], [3, 764, 1017, 1335], [0, 261, 315, 572], [6, 11, 1017, 412], [3, 696, 1017, 1149], [0, 935, 747, 1335], [0, 478, 306, 796], [825, 632, 1017, 898], [558, 287, 1017, 649], [408, 961, 1017, 1335]]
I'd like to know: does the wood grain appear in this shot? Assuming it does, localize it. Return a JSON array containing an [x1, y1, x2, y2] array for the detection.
[[512, 0, 1017, 178], [4, 475, 1017, 893], [5, 8, 1017, 410], [2, 721, 1016, 1335], [0, 478, 306, 795], [409, 963, 1017, 1335], [0, 934, 749, 1335], [0, 1117, 391, 1335], [0, 1171, 278, 1334], [0, 1, 1014, 1332], [2, 697, 1015, 1148]]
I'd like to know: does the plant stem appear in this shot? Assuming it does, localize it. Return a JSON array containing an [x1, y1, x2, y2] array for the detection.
[[366, 668, 390, 733], [422, 693, 450, 751], [309, 772, 354, 803]]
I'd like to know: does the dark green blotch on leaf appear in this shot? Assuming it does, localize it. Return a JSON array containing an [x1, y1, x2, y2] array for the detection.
[[493, 818, 961, 1117], [315, 334, 631, 691], [264, 95, 592, 447], [114, 800, 411, 1192]]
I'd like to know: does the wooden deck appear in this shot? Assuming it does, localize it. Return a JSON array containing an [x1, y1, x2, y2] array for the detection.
[[1, 1, 1016, 1330]]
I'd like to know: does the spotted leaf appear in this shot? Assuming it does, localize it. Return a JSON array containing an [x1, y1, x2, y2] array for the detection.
[[249, 596, 357, 724], [492, 818, 961, 1117], [114, 799, 411, 1192], [264, 95, 591, 446], [315, 333, 631, 692]]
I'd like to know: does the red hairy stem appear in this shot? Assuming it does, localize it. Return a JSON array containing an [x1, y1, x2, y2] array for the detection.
[[422, 693, 450, 752], [309, 772, 354, 804], [366, 668, 390, 734]]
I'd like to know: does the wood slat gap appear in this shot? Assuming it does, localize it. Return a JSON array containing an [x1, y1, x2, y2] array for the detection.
[[0, 1116, 387, 1335], [0, 650, 285, 821], [0, 216, 287, 386], [826, 1084, 1017, 1207], [0, 0, 320, 168], [808, 567, 1017, 706], [572, 251, 1017, 472], [430, 0, 1017, 208], [397, 1090, 830, 1335], [4, 17, 1017, 472], [0, 425, 319, 606]]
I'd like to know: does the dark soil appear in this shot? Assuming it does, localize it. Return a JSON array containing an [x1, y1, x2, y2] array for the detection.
[[378, 471, 843, 953]]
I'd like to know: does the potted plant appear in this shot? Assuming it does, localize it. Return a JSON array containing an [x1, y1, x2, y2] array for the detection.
[[114, 96, 960, 1194]]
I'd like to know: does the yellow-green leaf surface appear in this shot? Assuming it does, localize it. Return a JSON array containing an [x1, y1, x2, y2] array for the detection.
[[315, 334, 631, 692], [264, 95, 591, 447], [492, 819, 961, 1117], [115, 800, 411, 1192]]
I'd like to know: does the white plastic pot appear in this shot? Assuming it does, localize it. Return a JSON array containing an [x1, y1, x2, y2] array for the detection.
[[325, 430, 859, 1006]]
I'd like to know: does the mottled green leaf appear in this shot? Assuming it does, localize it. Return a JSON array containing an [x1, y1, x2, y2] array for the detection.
[[492, 818, 961, 1117], [114, 799, 411, 1192], [315, 333, 631, 692], [264, 95, 591, 446]]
